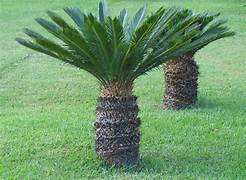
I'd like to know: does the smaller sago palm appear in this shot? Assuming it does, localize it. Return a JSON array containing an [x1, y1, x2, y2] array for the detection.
[[163, 11, 234, 109], [16, 0, 205, 166]]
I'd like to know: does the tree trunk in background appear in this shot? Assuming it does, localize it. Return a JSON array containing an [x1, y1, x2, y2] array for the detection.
[[164, 53, 199, 109], [95, 83, 140, 166]]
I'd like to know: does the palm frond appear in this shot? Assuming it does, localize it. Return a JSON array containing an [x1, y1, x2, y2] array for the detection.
[[187, 14, 234, 52], [35, 15, 99, 67], [16, 0, 234, 86], [126, 5, 147, 41], [98, 0, 109, 23], [119, 8, 128, 28], [16, 38, 59, 59], [64, 7, 85, 30]]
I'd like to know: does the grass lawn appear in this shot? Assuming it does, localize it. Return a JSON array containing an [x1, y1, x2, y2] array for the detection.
[[1, 0, 246, 179]]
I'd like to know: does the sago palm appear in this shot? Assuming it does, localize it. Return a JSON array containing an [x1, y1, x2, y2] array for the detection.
[[163, 11, 234, 109], [16, 0, 207, 166]]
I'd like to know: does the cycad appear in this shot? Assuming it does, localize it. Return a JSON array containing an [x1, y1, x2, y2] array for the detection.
[[16, 0, 205, 166], [163, 11, 234, 109]]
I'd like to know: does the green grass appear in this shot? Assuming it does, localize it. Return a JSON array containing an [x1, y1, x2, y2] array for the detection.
[[1, 0, 246, 179]]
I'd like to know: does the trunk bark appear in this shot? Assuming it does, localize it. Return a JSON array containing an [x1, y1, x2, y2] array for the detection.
[[163, 53, 199, 109], [94, 83, 140, 166]]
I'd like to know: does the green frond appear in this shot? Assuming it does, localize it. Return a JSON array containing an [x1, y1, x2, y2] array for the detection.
[[36, 16, 99, 67], [47, 10, 70, 29], [98, 0, 109, 23], [16, 0, 234, 86], [64, 7, 85, 30], [186, 13, 234, 52], [119, 9, 128, 28], [23, 28, 76, 60], [15, 38, 59, 59], [127, 5, 147, 40]]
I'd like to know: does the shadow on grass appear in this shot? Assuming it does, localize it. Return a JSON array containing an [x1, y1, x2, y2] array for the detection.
[[195, 96, 244, 112], [99, 152, 223, 177], [196, 97, 220, 110]]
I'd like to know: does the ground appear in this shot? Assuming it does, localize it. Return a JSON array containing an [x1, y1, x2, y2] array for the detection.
[[0, 0, 246, 179]]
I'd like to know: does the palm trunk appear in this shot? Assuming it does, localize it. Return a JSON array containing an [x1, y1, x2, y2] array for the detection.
[[95, 83, 140, 166], [163, 53, 199, 109]]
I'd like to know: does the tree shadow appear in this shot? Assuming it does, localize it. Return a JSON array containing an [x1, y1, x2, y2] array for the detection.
[[195, 96, 244, 112], [195, 97, 222, 110], [103, 152, 227, 178]]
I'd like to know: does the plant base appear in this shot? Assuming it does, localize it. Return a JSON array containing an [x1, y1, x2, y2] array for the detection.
[[95, 96, 140, 166], [164, 54, 199, 109]]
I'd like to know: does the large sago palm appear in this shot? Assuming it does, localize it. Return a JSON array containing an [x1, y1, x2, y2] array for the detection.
[[163, 11, 234, 109], [16, 0, 206, 166]]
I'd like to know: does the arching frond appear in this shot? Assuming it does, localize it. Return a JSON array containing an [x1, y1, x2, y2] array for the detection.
[[64, 7, 85, 30], [16, 0, 233, 86], [98, 0, 109, 23]]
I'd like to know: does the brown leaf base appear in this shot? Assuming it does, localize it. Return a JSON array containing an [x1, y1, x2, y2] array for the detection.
[[95, 96, 140, 166], [164, 54, 199, 109]]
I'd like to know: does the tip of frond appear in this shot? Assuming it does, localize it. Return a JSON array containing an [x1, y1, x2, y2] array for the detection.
[[46, 10, 59, 18], [15, 37, 29, 46], [143, 3, 148, 9], [226, 31, 236, 37], [63, 7, 70, 11], [34, 17, 42, 23], [63, 7, 79, 12], [23, 28, 33, 35], [46, 10, 54, 15], [23, 28, 35, 36], [215, 12, 221, 16], [23, 27, 32, 32], [15, 37, 23, 43]]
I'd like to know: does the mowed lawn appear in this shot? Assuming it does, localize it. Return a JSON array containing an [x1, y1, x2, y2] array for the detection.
[[0, 0, 246, 179]]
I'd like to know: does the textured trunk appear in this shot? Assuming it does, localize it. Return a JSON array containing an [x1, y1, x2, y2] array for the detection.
[[164, 53, 199, 109], [95, 83, 140, 166]]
